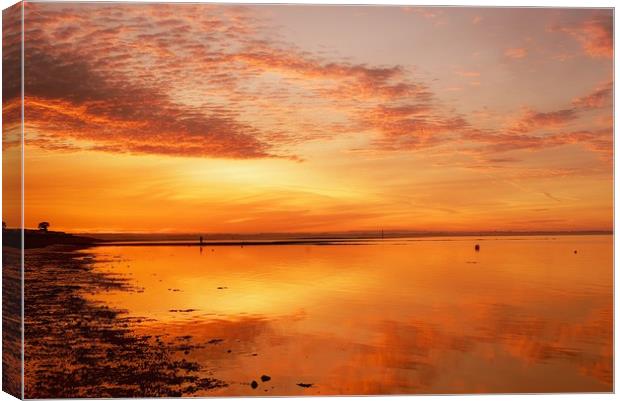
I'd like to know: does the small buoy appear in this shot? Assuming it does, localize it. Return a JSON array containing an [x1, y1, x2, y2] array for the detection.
[[574, 250, 577, 254], [474, 244, 480, 251], [251, 380, 258, 389]]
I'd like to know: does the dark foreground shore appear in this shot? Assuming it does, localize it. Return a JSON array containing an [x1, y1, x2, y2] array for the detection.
[[3, 229, 100, 249], [22, 245, 226, 398], [2, 246, 22, 397]]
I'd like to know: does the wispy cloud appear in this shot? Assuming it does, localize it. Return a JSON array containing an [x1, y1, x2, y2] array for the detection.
[[9, 3, 612, 172], [551, 13, 613, 58], [572, 81, 613, 109], [504, 47, 528, 59]]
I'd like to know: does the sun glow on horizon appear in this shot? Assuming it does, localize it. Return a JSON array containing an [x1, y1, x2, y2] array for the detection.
[[2, 4, 612, 233]]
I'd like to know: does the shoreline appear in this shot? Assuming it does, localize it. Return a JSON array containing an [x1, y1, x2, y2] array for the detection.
[[2, 229, 613, 250], [22, 246, 226, 397]]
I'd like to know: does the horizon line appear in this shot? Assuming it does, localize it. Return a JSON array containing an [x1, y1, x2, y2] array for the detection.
[[13, 228, 613, 236]]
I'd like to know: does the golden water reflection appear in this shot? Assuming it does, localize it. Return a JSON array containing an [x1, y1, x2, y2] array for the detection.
[[86, 235, 613, 395]]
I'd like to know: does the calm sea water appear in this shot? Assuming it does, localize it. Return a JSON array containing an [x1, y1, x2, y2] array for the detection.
[[85, 235, 613, 395]]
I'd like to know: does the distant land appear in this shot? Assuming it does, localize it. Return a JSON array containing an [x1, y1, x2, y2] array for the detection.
[[79, 229, 613, 242], [1, 228, 613, 249], [2, 229, 100, 249]]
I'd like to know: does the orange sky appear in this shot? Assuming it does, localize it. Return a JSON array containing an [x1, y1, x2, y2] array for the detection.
[[3, 3, 614, 233]]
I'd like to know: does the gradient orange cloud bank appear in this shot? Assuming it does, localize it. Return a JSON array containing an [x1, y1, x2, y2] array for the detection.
[[5, 4, 613, 233]]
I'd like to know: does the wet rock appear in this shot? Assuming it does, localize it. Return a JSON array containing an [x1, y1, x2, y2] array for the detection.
[[23, 248, 228, 398], [251, 380, 258, 389], [261, 375, 271, 382]]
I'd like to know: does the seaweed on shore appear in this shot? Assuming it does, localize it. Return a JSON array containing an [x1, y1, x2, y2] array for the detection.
[[2, 246, 22, 397], [24, 246, 226, 398]]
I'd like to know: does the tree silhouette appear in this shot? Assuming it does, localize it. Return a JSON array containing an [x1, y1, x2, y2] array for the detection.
[[38, 222, 50, 232]]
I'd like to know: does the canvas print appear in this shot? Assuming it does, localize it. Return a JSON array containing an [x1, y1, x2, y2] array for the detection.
[[1, 2, 614, 398]]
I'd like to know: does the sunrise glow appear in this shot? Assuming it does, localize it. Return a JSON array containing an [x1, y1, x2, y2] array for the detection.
[[6, 4, 613, 233]]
